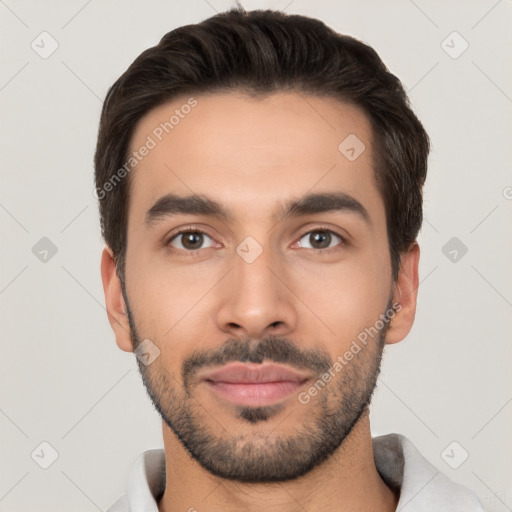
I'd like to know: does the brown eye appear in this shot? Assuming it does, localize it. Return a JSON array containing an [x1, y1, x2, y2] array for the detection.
[[297, 229, 343, 250], [168, 230, 215, 251]]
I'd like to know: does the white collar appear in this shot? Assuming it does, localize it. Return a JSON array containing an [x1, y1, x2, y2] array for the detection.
[[107, 433, 484, 511]]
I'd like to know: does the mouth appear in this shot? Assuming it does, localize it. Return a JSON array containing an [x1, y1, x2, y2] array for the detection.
[[198, 362, 311, 407]]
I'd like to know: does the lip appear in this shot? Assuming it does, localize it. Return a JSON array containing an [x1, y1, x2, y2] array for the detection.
[[199, 362, 311, 407]]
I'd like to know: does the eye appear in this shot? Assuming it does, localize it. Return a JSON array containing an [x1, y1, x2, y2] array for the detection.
[[167, 229, 216, 251], [296, 229, 345, 251]]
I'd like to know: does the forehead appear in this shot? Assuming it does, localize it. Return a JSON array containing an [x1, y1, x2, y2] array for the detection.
[[127, 91, 383, 226]]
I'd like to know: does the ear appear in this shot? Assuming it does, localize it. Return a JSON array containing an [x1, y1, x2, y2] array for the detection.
[[100, 246, 134, 352], [385, 242, 420, 345]]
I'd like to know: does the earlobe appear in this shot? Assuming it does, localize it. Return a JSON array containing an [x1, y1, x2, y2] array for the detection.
[[100, 246, 134, 352], [385, 242, 420, 345]]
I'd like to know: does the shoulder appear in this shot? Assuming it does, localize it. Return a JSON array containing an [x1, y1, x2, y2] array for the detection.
[[373, 433, 485, 511]]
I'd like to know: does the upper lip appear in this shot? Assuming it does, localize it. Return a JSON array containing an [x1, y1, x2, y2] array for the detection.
[[199, 362, 312, 384]]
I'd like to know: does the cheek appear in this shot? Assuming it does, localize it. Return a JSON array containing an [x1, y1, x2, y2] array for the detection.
[[290, 245, 392, 342], [125, 246, 221, 339], [126, 266, 210, 377]]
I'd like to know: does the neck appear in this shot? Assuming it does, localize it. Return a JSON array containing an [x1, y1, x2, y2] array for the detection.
[[158, 410, 398, 512]]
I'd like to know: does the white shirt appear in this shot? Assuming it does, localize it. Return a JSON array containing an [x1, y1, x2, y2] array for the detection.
[[107, 433, 484, 511]]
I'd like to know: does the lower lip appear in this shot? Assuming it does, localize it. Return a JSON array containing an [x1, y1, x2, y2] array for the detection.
[[205, 380, 305, 406]]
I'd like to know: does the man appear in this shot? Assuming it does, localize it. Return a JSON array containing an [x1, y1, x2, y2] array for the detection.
[[95, 7, 484, 511]]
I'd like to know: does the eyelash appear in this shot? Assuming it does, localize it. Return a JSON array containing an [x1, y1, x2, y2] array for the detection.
[[165, 225, 347, 257]]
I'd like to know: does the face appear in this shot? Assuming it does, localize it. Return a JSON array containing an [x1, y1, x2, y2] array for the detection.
[[104, 91, 417, 482]]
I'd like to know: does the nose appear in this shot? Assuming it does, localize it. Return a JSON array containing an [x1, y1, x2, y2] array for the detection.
[[215, 242, 298, 340]]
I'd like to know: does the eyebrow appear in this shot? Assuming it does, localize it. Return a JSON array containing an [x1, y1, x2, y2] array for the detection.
[[145, 191, 371, 227]]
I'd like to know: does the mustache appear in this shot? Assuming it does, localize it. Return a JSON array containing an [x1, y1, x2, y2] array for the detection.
[[182, 336, 333, 386]]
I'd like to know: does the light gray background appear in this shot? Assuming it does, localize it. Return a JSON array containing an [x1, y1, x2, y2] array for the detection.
[[1, 0, 511, 510]]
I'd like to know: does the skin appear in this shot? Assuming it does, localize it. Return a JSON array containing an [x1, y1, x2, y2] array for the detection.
[[101, 91, 420, 511]]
